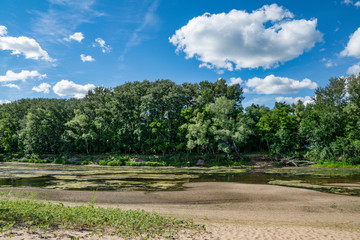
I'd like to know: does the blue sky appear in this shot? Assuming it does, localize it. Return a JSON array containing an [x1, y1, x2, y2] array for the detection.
[[1, 0, 360, 107]]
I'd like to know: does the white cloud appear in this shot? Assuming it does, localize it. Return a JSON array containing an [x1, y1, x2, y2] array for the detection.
[[228, 77, 243, 86], [341, 27, 360, 58], [0, 25, 7, 36], [64, 32, 84, 42], [169, 4, 322, 71], [53, 80, 95, 98], [0, 26, 54, 61], [32, 83, 51, 93], [2, 83, 20, 89], [93, 38, 111, 53], [325, 61, 334, 67], [347, 62, 360, 74], [0, 99, 11, 105], [246, 74, 318, 94], [276, 96, 314, 106], [342, 0, 360, 6], [0, 70, 46, 83], [322, 58, 336, 68], [80, 54, 95, 62]]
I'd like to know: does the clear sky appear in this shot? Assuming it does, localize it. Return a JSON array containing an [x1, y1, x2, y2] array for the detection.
[[1, 0, 360, 107]]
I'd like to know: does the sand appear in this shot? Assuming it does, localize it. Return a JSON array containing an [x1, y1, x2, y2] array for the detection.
[[1, 182, 360, 239]]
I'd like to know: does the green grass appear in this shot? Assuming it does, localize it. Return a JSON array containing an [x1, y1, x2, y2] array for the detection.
[[0, 193, 205, 239]]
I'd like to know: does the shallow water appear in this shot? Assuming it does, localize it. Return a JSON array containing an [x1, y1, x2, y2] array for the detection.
[[0, 163, 360, 195]]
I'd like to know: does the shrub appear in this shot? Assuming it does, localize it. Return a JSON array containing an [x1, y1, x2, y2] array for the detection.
[[53, 158, 69, 164], [81, 160, 92, 165], [107, 160, 122, 166], [98, 160, 108, 165]]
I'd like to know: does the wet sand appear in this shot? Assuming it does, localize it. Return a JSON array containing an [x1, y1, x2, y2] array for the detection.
[[1, 182, 360, 239]]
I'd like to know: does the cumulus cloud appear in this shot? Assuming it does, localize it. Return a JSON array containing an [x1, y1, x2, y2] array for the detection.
[[170, 4, 322, 71], [347, 62, 360, 74], [64, 32, 84, 42], [0, 25, 7, 36], [0, 99, 11, 105], [246, 74, 318, 94], [276, 96, 314, 106], [53, 80, 95, 98], [80, 54, 95, 62], [0, 70, 46, 83], [32, 83, 51, 93], [341, 27, 360, 58], [228, 77, 243, 86], [93, 38, 111, 53], [0, 26, 54, 61], [2, 83, 20, 89]]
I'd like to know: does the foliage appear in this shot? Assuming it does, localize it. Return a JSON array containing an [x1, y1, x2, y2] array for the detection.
[[0, 75, 359, 164], [257, 102, 299, 155]]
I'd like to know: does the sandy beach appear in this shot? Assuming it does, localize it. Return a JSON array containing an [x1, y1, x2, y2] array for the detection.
[[1, 182, 360, 239]]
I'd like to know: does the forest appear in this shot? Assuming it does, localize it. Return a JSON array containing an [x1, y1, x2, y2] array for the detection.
[[0, 75, 359, 165]]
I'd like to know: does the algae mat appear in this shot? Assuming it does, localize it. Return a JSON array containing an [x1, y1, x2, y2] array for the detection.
[[0, 163, 248, 191], [1, 163, 360, 195]]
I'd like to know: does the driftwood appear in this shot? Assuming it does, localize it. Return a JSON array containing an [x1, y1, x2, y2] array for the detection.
[[279, 157, 316, 167]]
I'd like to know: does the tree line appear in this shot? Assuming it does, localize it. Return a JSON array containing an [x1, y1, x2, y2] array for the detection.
[[0, 75, 359, 163]]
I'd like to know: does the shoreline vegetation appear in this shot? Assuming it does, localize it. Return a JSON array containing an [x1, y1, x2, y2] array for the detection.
[[1, 152, 360, 168], [1, 75, 360, 168], [0, 192, 205, 239]]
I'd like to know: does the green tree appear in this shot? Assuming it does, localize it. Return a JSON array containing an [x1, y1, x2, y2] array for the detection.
[[258, 102, 299, 155], [206, 97, 250, 154], [21, 102, 69, 154], [0, 113, 18, 152]]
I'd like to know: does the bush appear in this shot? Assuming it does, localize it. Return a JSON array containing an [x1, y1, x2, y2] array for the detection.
[[107, 160, 122, 166], [125, 161, 166, 167], [81, 160, 92, 165], [98, 160, 108, 165], [53, 158, 69, 164]]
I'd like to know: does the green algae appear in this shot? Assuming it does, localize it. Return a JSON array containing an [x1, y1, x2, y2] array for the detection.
[[0, 163, 248, 191], [265, 167, 360, 177], [1, 163, 360, 195], [269, 180, 360, 196]]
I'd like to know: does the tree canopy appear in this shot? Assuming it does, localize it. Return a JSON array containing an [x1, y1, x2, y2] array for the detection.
[[0, 75, 359, 164]]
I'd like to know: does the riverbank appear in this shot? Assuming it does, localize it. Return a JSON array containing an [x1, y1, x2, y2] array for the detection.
[[2, 182, 360, 239]]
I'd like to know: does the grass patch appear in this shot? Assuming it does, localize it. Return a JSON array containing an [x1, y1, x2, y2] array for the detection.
[[0, 193, 205, 239]]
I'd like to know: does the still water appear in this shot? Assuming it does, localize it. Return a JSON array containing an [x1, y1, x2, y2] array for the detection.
[[1, 163, 360, 195]]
